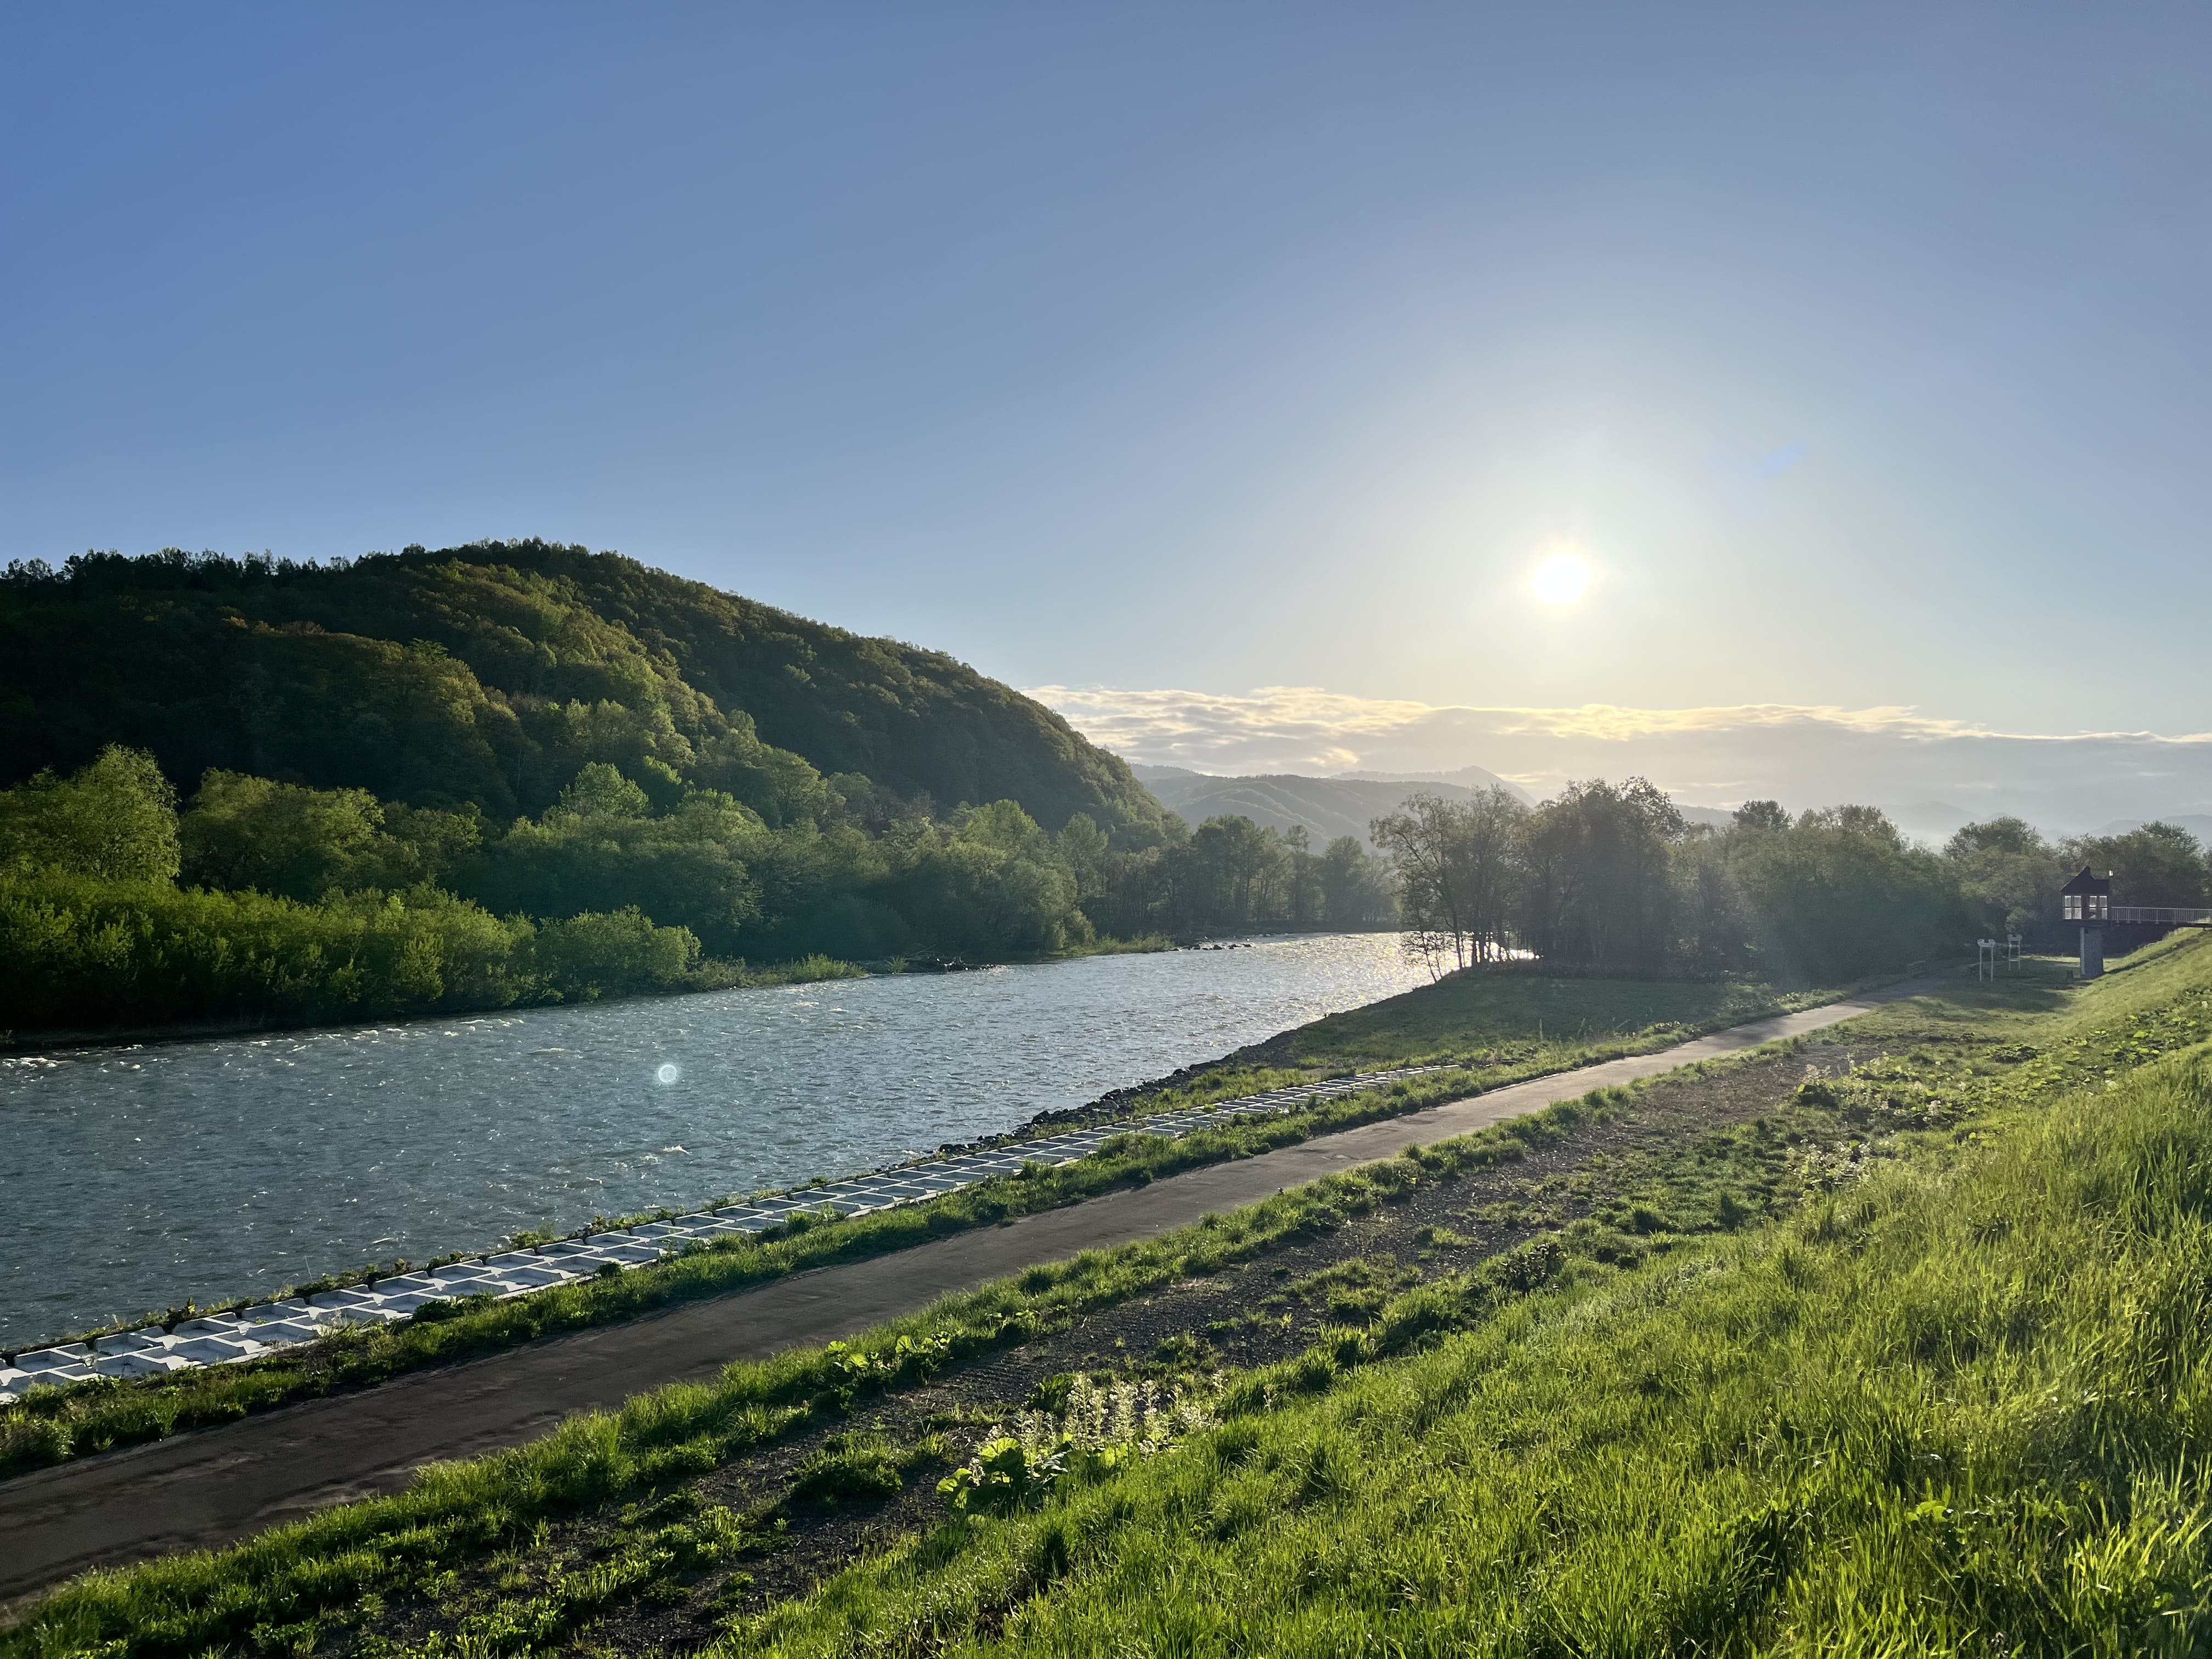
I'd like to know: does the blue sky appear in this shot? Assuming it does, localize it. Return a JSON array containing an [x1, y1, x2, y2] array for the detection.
[[5, 7, 2209, 814]]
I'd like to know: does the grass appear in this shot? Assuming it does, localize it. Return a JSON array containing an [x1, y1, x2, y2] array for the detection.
[[740, 1064, 2212, 1657], [1262, 969, 1826, 1073], [40, 938, 2212, 1654], [718, 954, 867, 989], [718, 938, 2212, 1658], [13, 940, 2212, 1651], [0, 972, 1835, 1479]]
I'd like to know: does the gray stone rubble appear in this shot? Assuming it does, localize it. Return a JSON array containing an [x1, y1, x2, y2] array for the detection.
[[0, 1065, 1440, 1403]]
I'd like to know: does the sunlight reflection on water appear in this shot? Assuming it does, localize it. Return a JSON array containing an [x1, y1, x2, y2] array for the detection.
[[0, 933, 1424, 1346]]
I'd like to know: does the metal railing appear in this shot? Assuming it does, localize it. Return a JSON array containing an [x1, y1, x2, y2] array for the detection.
[[2110, 905, 2212, 927]]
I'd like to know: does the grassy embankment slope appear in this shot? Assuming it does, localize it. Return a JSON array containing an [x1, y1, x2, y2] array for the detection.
[[754, 936, 2212, 1656], [14, 938, 2212, 1654], [0, 972, 1818, 1480]]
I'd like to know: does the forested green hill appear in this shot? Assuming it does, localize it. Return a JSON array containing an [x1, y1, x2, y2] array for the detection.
[[0, 546, 1414, 1035], [0, 541, 1167, 838]]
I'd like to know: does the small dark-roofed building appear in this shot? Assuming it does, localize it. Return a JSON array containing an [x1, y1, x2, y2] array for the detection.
[[2060, 866, 2112, 923], [2061, 867, 2113, 978]]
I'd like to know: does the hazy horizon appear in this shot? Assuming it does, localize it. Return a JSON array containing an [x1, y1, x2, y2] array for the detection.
[[1039, 686, 2212, 837]]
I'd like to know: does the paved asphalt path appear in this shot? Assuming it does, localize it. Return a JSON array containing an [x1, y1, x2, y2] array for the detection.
[[1, 983, 1932, 1604]]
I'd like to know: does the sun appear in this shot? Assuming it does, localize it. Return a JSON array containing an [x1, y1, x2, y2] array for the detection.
[[1531, 548, 1590, 606]]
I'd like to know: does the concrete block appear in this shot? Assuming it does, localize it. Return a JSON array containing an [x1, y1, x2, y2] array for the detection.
[[416, 1279, 501, 1300], [362, 1290, 449, 1316], [232, 1300, 322, 1328], [173, 1316, 257, 1340], [453, 1271, 532, 1293], [94, 1330, 174, 1356], [371, 1273, 447, 1296], [163, 1335, 263, 1364], [476, 1264, 572, 1289], [238, 1319, 329, 1346], [318, 1302, 408, 1325], [308, 1287, 390, 1310], [18, 1362, 99, 1386], [427, 1263, 500, 1285], [583, 1243, 662, 1264], [15, 1344, 97, 1373], [92, 1346, 196, 1376]]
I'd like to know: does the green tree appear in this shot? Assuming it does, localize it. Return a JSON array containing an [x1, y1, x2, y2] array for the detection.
[[1732, 799, 1790, 833], [1318, 836, 1396, 930], [180, 771, 390, 899], [530, 907, 702, 998], [2063, 822, 2209, 909], [1189, 815, 1286, 933], [1518, 779, 1684, 970], [552, 761, 652, 820], [1372, 788, 1525, 975], [1945, 816, 2065, 942], [1279, 824, 1322, 928], [0, 744, 180, 882], [877, 802, 1090, 956], [1730, 805, 1963, 980], [1056, 812, 1110, 904], [465, 780, 768, 956]]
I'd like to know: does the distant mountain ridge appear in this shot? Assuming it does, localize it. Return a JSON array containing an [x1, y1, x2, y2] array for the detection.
[[1333, 764, 1535, 804], [1132, 765, 1523, 849], [1131, 764, 1796, 843], [2096, 815, 2212, 845]]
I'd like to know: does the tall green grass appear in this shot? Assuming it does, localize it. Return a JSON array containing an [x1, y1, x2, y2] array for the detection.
[[731, 997, 2212, 1653]]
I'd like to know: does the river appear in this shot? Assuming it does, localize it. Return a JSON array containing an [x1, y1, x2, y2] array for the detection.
[[0, 933, 1425, 1350]]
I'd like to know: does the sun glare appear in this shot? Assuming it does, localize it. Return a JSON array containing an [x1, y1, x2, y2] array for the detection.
[[1532, 549, 1590, 606]]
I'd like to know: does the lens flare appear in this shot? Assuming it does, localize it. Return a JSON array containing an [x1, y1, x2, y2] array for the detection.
[[1532, 550, 1590, 606], [655, 1062, 681, 1086]]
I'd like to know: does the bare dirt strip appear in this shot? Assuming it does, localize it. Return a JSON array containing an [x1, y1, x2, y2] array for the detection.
[[0, 984, 1926, 1604]]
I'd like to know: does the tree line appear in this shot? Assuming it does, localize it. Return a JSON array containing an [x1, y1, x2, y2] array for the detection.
[[1074, 815, 1397, 940], [1945, 816, 2210, 942], [0, 746, 1400, 1034], [11, 742, 2194, 1036], [1373, 779, 2210, 984]]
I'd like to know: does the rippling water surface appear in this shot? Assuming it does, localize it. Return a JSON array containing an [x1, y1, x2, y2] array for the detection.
[[0, 933, 1424, 1347]]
